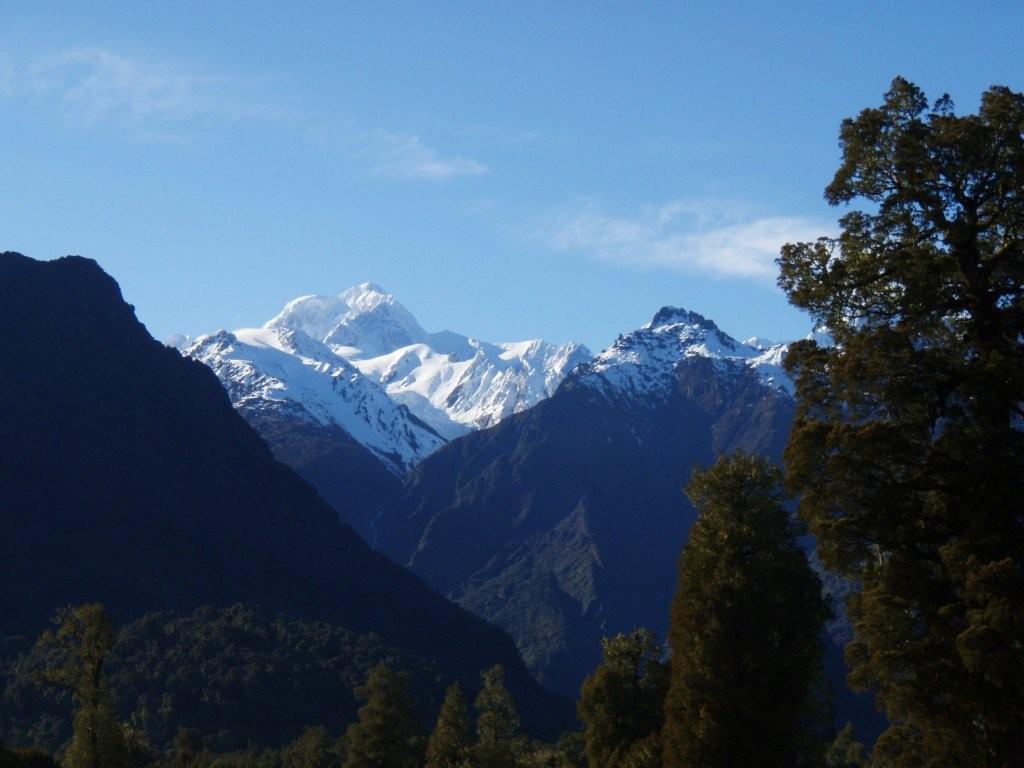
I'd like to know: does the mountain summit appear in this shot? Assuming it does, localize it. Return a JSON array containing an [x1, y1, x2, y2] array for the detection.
[[266, 283, 429, 359], [259, 283, 591, 438], [188, 283, 589, 453], [577, 305, 792, 400], [185, 284, 589, 538]]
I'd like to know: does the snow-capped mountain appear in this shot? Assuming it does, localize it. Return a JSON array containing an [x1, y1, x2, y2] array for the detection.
[[375, 304, 797, 697], [185, 325, 445, 473], [263, 283, 591, 439], [185, 283, 590, 477], [575, 306, 792, 401], [266, 283, 428, 359]]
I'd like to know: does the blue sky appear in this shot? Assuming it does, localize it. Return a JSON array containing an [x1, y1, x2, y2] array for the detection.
[[3, 2, 1023, 350]]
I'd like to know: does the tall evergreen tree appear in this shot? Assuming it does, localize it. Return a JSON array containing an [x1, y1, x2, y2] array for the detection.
[[577, 630, 668, 768], [34, 604, 129, 768], [282, 727, 340, 768], [778, 77, 1024, 767], [425, 683, 469, 768], [473, 666, 522, 768], [662, 454, 830, 768], [341, 664, 423, 768]]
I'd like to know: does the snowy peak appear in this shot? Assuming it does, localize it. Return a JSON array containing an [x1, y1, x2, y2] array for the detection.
[[188, 283, 591, 466], [351, 333, 591, 439], [185, 325, 444, 474], [645, 306, 720, 333], [576, 305, 792, 400], [265, 283, 427, 359], [264, 294, 347, 341], [259, 284, 592, 438]]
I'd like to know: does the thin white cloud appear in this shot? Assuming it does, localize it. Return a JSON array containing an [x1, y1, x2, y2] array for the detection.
[[547, 201, 832, 281], [3, 46, 488, 182], [372, 132, 488, 180], [25, 48, 281, 128]]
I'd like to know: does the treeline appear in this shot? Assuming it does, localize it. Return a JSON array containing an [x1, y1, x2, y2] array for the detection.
[[1, 605, 444, 752], [3, 453, 860, 768], [0, 604, 581, 768]]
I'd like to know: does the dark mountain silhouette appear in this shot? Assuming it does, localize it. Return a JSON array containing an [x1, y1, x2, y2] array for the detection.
[[243, 413, 402, 543], [0, 252, 568, 737]]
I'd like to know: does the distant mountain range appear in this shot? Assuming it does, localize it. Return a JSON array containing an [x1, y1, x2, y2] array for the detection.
[[375, 306, 797, 695], [178, 277, 850, 699], [179, 283, 808, 693], [1, 252, 881, 741], [181, 283, 590, 539], [183, 282, 589, 446], [0, 252, 568, 738]]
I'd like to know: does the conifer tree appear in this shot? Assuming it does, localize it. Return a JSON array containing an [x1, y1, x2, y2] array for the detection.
[[778, 77, 1024, 766], [473, 666, 522, 768], [577, 629, 668, 768], [425, 683, 469, 768], [282, 726, 339, 768], [168, 729, 209, 768], [825, 724, 869, 768], [342, 664, 423, 768], [662, 454, 830, 768], [34, 604, 129, 768]]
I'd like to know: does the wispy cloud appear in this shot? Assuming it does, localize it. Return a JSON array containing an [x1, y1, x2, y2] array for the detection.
[[546, 200, 832, 281], [371, 132, 488, 180], [25, 48, 282, 128], [3, 46, 487, 181]]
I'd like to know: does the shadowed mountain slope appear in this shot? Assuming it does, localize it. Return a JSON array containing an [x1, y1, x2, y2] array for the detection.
[[0, 252, 568, 736], [376, 307, 796, 696]]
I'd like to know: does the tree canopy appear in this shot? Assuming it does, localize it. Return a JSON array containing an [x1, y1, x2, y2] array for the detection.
[[342, 664, 423, 768], [662, 454, 830, 768], [33, 604, 128, 768], [425, 683, 469, 768], [779, 77, 1024, 766], [473, 666, 522, 768], [577, 630, 668, 768]]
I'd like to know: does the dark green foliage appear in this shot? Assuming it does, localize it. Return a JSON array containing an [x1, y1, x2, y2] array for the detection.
[[33, 605, 129, 768], [515, 732, 584, 768], [122, 723, 160, 768], [473, 666, 523, 768], [167, 730, 211, 768], [548, 732, 585, 768], [0, 746, 60, 768], [280, 727, 342, 768], [662, 454, 831, 768], [342, 665, 423, 768], [0, 251, 570, 739], [206, 749, 283, 768], [825, 723, 869, 768], [778, 78, 1024, 766], [425, 684, 469, 768], [577, 630, 668, 768], [1, 605, 441, 753]]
